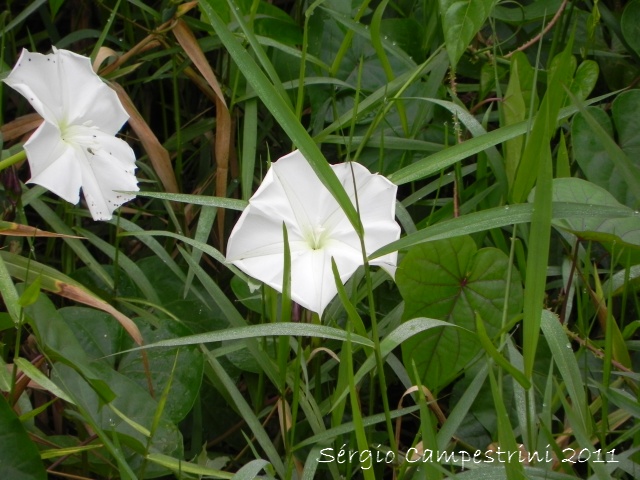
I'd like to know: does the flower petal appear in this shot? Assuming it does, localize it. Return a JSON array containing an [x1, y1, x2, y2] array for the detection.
[[77, 133, 138, 221], [226, 150, 401, 316], [251, 150, 336, 233], [227, 210, 288, 263], [25, 121, 82, 204], [325, 162, 401, 273], [4, 48, 128, 134]]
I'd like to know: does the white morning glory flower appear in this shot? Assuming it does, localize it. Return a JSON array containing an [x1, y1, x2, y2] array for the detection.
[[4, 47, 138, 220], [226, 150, 401, 316]]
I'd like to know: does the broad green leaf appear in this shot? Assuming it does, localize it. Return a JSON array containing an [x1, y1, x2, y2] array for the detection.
[[571, 90, 640, 208], [59, 307, 204, 424], [21, 289, 115, 403], [534, 178, 640, 263], [120, 318, 204, 424], [571, 91, 640, 207], [52, 362, 182, 476], [397, 235, 523, 391], [137, 256, 228, 334], [621, 0, 640, 57], [0, 395, 47, 480], [439, 0, 496, 67], [492, 0, 564, 23], [568, 60, 599, 103], [17, 276, 40, 307]]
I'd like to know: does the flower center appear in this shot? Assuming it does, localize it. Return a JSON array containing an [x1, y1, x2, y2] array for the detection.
[[59, 121, 101, 154], [304, 223, 330, 250]]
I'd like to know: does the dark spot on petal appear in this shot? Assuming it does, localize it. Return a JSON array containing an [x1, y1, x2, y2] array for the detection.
[[28, 58, 31, 61]]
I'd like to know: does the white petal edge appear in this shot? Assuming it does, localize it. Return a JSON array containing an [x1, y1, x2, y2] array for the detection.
[[77, 133, 138, 221], [25, 121, 82, 204]]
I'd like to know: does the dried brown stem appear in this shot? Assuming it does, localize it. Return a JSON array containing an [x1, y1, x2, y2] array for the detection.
[[504, 0, 569, 59]]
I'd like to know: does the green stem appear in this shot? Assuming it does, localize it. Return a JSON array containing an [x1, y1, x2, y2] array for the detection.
[[0, 150, 27, 172]]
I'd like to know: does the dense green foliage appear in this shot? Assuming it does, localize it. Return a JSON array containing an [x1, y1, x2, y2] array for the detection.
[[1, 0, 640, 478]]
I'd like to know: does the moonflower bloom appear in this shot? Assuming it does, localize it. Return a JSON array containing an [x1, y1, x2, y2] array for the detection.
[[4, 47, 138, 220], [226, 150, 400, 316]]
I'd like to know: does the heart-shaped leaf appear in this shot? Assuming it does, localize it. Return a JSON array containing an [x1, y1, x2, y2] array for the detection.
[[397, 235, 523, 391], [571, 90, 640, 208]]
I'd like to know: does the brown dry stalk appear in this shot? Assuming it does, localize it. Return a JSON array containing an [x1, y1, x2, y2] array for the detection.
[[504, 0, 570, 59]]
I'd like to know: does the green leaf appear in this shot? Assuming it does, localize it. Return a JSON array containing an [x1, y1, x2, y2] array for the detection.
[[475, 312, 530, 389], [0, 395, 47, 480], [136, 256, 228, 334], [439, 0, 496, 68], [145, 453, 233, 479], [621, 0, 640, 57], [328, 318, 453, 410], [536, 177, 640, 263], [21, 289, 116, 403], [0, 252, 21, 323], [511, 36, 575, 203], [48, 0, 64, 17], [14, 357, 75, 404], [387, 92, 614, 186], [570, 90, 640, 208], [568, 60, 599, 103], [232, 459, 272, 479], [522, 143, 553, 379], [133, 191, 247, 211], [371, 201, 636, 259], [121, 323, 374, 353], [488, 367, 525, 478], [52, 362, 182, 476], [17, 276, 40, 308], [540, 311, 589, 433], [60, 307, 204, 424], [397, 236, 523, 390], [502, 52, 533, 189]]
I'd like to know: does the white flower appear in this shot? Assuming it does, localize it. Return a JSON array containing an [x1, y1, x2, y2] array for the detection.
[[226, 150, 400, 316], [4, 47, 138, 220]]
